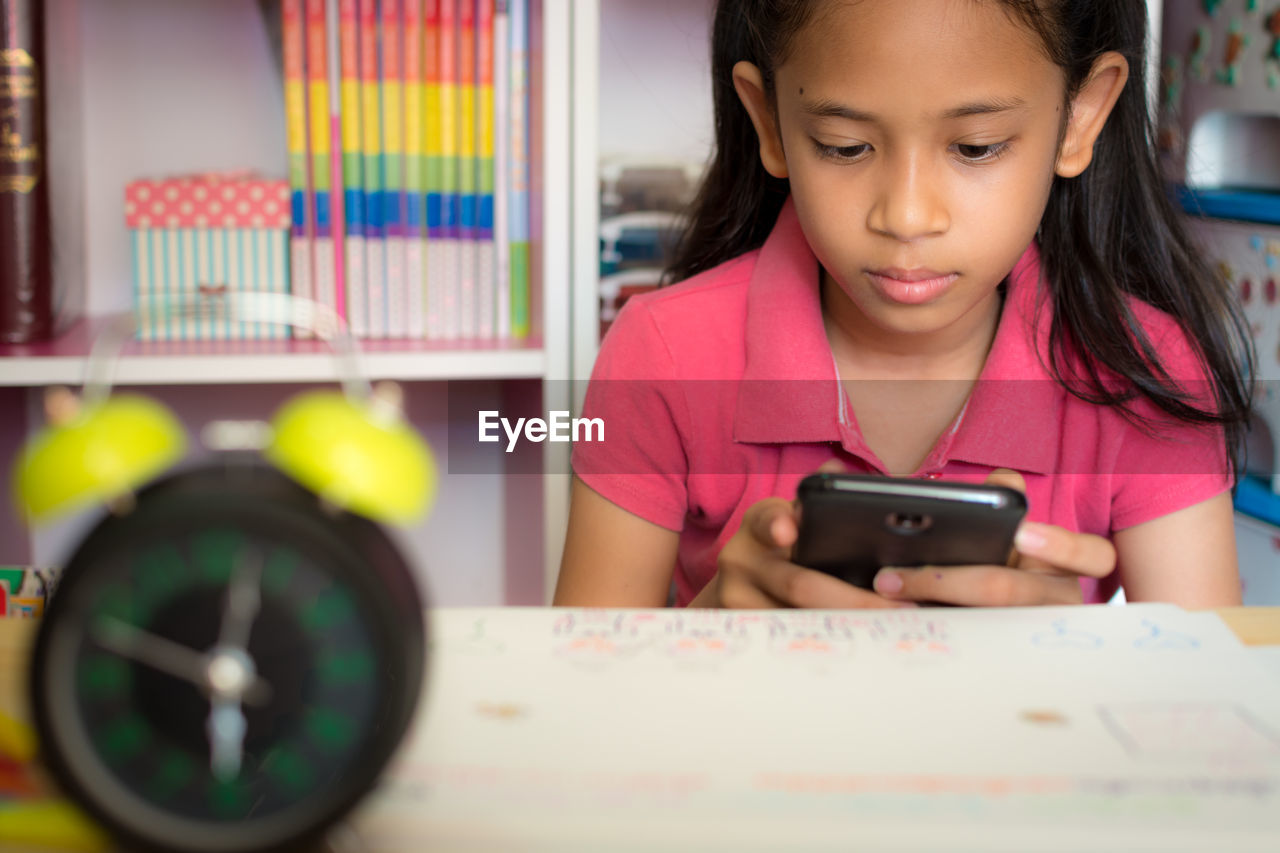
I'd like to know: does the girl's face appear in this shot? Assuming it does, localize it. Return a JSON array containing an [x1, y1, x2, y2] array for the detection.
[[735, 0, 1126, 345]]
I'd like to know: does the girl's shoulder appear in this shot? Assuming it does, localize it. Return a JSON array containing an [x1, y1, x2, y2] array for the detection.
[[1121, 293, 1210, 382], [604, 247, 752, 333], [1037, 284, 1209, 384], [596, 251, 762, 381], [626, 250, 759, 317]]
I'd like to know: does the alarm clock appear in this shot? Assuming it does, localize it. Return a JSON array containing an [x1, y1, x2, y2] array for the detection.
[[11, 296, 436, 853]]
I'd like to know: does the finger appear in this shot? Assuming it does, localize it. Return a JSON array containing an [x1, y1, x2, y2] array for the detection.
[[717, 573, 787, 609], [744, 498, 799, 555], [984, 468, 1027, 565], [874, 566, 1084, 607], [760, 559, 915, 610], [1012, 522, 1116, 578], [817, 458, 849, 474]]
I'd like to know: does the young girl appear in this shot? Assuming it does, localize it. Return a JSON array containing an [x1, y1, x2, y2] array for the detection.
[[556, 0, 1253, 609]]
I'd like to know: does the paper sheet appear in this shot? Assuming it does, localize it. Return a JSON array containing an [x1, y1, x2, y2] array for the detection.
[[350, 605, 1280, 852], [1253, 646, 1280, 684]]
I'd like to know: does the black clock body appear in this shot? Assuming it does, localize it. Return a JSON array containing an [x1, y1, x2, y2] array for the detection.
[[29, 460, 426, 853]]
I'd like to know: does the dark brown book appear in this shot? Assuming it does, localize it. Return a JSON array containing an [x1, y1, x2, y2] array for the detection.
[[1, 0, 57, 343]]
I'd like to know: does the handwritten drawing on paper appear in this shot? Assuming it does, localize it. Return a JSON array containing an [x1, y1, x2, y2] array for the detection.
[[1099, 703, 1280, 760]]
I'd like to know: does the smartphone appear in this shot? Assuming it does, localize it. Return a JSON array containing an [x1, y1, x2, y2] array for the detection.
[[793, 473, 1028, 590]]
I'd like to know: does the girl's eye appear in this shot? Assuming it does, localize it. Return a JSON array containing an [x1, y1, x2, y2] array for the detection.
[[953, 142, 1009, 163], [812, 140, 871, 161]]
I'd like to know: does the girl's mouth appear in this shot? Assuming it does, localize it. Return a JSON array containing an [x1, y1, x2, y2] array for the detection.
[[866, 269, 959, 305]]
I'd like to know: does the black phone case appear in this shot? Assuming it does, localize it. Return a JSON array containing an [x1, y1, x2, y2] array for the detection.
[[793, 473, 1028, 590]]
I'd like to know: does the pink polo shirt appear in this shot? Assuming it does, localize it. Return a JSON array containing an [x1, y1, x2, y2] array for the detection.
[[572, 198, 1230, 606]]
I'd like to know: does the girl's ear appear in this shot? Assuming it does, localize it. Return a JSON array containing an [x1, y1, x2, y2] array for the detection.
[[732, 61, 789, 179], [1055, 51, 1129, 179]]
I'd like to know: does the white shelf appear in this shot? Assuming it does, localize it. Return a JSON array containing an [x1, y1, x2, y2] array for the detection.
[[0, 349, 548, 386], [0, 320, 546, 386]]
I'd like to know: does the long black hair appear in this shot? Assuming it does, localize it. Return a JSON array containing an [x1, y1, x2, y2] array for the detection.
[[666, 0, 1254, 476]]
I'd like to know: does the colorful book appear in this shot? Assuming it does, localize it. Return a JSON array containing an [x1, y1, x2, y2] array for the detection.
[[325, 0, 346, 327], [476, 0, 496, 339], [509, 0, 530, 337], [457, 0, 477, 339], [439, 0, 461, 338], [305, 0, 337, 326], [424, 0, 444, 338], [359, 0, 386, 336], [403, 0, 427, 338], [493, 0, 510, 338], [283, 0, 312, 334], [0, 0, 66, 343], [338, 0, 367, 336], [382, 0, 407, 338]]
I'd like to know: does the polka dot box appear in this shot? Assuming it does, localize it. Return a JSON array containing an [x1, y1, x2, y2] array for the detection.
[[125, 174, 292, 341]]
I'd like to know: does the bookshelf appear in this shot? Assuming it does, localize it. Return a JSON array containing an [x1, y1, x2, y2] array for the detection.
[[0, 0, 572, 607]]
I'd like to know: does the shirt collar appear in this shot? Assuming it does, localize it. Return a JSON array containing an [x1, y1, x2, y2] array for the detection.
[[733, 197, 1062, 475]]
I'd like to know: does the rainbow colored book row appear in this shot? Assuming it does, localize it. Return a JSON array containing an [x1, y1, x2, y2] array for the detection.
[[284, 0, 531, 340]]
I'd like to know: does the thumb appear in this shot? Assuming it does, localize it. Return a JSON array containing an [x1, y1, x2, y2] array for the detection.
[[985, 467, 1026, 494], [985, 467, 1027, 567]]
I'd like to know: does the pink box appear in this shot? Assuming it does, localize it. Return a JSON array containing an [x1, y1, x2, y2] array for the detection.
[[125, 173, 292, 341]]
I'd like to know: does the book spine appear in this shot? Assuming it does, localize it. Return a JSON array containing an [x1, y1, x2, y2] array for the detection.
[[283, 0, 313, 335], [493, 0, 510, 339], [509, 0, 529, 337], [476, 0, 495, 339], [404, 0, 426, 338], [305, 0, 336, 327], [457, 0, 477, 339], [382, 0, 407, 338], [424, 0, 443, 339], [0, 0, 54, 343], [325, 0, 346, 325], [339, 0, 366, 336], [359, 0, 385, 336], [439, 0, 459, 339]]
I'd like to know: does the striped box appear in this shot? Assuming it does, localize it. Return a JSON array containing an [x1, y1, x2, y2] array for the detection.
[[125, 174, 292, 341]]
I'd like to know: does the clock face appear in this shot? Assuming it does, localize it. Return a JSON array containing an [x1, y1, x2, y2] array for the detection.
[[31, 465, 425, 853]]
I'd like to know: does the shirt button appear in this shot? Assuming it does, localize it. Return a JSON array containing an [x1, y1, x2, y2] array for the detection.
[[923, 472, 942, 479]]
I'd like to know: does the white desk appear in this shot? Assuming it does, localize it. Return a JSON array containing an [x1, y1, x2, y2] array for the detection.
[[3, 606, 1279, 852]]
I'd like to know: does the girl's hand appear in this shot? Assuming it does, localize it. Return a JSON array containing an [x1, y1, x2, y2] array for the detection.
[[696, 464, 908, 609], [870, 469, 1117, 606]]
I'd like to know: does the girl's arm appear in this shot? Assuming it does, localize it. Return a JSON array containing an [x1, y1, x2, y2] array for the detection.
[[554, 476, 680, 607], [555, 473, 904, 609], [1111, 492, 1242, 606]]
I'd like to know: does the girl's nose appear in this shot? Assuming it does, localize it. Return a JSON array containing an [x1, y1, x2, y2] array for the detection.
[[866, 154, 950, 242]]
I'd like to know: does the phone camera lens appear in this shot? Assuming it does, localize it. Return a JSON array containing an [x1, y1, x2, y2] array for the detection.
[[885, 512, 932, 534]]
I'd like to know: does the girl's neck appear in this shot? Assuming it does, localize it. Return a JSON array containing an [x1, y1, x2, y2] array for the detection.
[[820, 268, 1003, 381]]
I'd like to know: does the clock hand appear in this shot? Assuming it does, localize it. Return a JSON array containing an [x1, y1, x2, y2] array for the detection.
[[91, 616, 214, 686], [206, 695, 247, 782], [217, 546, 263, 652], [90, 616, 273, 706]]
